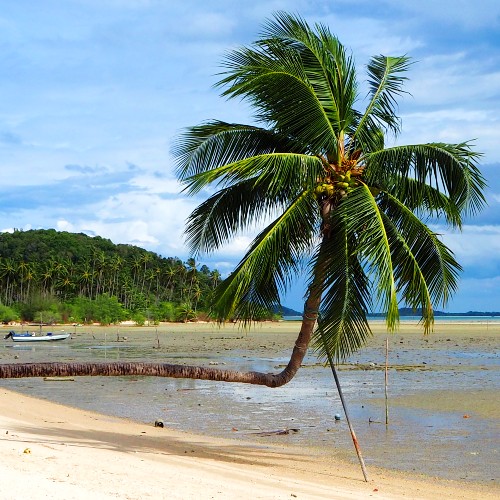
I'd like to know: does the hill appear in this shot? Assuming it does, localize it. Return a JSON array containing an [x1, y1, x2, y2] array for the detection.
[[0, 229, 217, 323], [369, 307, 500, 318], [273, 305, 302, 317], [0, 229, 293, 324]]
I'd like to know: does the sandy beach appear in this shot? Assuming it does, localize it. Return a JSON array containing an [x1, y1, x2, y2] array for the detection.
[[0, 388, 497, 500], [1, 320, 499, 498]]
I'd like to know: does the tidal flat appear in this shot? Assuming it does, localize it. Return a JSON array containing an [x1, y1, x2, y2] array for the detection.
[[1, 320, 498, 484]]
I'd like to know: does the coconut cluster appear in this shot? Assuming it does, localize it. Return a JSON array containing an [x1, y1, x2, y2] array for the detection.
[[314, 159, 365, 200]]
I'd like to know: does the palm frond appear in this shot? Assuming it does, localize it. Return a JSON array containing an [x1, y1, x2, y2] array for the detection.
[[185, 175, 298, 254], [377, 175, 463, 227], [310, 214, 372, 361], [217, 42, 336, 152], [185, 180, 275, 255], [354, 55, 411, 143], [378, 192, 461, 308], [183, 152, 323, 197], [366, 143, 486, 217], [339, 184, 400, 330], [259, 12, 358, 140], [173, 121, 294, 181], [211, 191, 319, 321]]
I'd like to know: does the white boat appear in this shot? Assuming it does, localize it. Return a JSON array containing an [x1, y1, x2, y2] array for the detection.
[[4, 331, 71, 342]]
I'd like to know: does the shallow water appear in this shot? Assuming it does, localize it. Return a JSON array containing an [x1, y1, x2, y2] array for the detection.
[[1, 325, 498, 484]]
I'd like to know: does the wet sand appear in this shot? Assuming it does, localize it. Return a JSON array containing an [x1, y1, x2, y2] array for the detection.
[[1, 320, 499, 493]]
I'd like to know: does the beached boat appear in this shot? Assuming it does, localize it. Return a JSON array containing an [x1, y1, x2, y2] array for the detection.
[[4, 331, 71, 342]]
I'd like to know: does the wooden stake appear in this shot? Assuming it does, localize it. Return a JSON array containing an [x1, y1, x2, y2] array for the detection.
[[385, 337, 389, 426], [324, 347, 369, 482], [314, 321, 369, 482], [317, 325, 368, 481]]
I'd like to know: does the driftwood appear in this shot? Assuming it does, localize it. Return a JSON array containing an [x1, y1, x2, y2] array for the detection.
[[43, 377, 75, 382], [251, 428, 300, 436]]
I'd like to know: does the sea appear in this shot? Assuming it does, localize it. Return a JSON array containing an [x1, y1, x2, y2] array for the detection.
[[285, 315, 500, 323]]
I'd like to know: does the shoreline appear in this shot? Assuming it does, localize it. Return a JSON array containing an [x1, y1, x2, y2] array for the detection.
[[1, 387, 498, 499], [1, 321, 498, 496]]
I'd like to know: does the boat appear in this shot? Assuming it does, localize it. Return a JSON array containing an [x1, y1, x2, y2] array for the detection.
[[4, 330, 71, 342]]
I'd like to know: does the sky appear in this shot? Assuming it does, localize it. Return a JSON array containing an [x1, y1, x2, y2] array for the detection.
[[0, 0, 499, 313]]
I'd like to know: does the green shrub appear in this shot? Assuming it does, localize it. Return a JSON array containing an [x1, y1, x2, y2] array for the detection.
[[0, 304, 19, 323]]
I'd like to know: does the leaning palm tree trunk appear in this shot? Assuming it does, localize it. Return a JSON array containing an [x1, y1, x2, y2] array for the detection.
[[0, 358, 293, 386], [0, 324, 314, 387]]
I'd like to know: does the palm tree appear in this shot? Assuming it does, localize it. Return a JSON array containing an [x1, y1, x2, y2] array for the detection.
[[40, 262, 55, 298], [0, 13, 485, 385], [94, 251, 107, 296], [191, 283, 203, 312], [17, 261, 29, 301], [0, 258, 16, 305], [23, 264, 36, 302], [164, 266, 177, 301], [209, 270, 221, 290], [140, 252, 153, 294], [174, 12, 484, 363], [108, 255, 123, 297], [78, 261, 93, 297]]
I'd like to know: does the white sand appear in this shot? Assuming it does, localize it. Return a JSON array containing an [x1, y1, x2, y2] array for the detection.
[[0, 388, 497, 499]]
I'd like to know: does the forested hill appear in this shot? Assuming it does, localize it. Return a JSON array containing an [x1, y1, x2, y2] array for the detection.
[[0, 228, 232, 323], [0, 228, 154, 263]]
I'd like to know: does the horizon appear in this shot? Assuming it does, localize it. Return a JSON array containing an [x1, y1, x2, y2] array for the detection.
[[0, 1, 499, 312]]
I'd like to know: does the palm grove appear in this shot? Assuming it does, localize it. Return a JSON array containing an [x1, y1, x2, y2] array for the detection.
[[0, 13, 485, 385], [0, 229, 225, 324]]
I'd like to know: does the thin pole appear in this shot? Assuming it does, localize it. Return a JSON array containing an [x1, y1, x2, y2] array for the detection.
[[326, 354, 369, 482], [385, 337, 389, 426]]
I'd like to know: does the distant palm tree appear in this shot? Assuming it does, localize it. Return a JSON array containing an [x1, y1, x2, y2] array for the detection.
[[209, 270, 221, 290], [0, 258, 16, 304], [40, 262, 55, 297], [191, 283, 203, 312], [164, 267, 177, 301], [131, 255, 142, 290], [0, 13, 485, 386], [95, 251, 107, 296], [109, 255, 124, 297], [23, 264, 36, 301]]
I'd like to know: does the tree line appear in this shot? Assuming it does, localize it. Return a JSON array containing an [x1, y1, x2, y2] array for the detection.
[[0, 228, 258, 324]]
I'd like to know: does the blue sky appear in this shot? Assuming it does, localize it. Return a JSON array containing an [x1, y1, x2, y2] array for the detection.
[[1, 0, 499, 312]]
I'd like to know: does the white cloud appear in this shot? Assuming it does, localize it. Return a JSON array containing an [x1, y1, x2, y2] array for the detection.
[[56, 219, 74, 232], [130, 175, 182, 195], [437, 225, 500, 265], [183, 12, 237, 38]]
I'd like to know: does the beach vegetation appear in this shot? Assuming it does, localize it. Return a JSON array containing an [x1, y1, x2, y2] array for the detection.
[[0, 229, 226, 323], [0, 303, 19, 323]]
